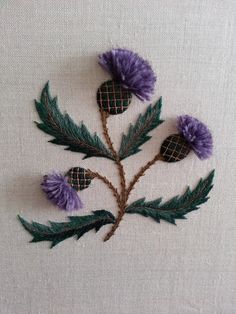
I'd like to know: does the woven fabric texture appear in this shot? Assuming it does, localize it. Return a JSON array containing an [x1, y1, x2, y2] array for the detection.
[[0, 1, 235, 314]]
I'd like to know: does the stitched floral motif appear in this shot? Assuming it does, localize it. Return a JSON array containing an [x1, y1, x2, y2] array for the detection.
[[67, 167, 93, 191], [97, 80, 132, 115], [18, 49, 215, 248]]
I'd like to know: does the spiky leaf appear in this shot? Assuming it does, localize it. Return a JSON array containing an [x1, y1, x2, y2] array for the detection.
[[125, 170, 214, 224], [18, 210, 115, 248], [118, 98, 164, 160], [35, 82, 113, 159]]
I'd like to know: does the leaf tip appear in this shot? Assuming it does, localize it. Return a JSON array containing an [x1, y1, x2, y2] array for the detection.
[[156, 96, 162, 108], [18, 214, 27, 226], [210, 169, 215, 178], [50, 242, 57, 249], [44, 81, 50, 89]]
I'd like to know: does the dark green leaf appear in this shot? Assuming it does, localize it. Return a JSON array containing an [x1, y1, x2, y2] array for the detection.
[[18, 210, 115, 248], [118, 98, 164, 160], [125, 170, 215, 224], [35, 82, 113, 159]]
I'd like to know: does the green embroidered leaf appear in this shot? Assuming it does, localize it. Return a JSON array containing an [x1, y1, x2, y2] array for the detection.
[[35, 82, 113, 159], [118, 98, 164, 160], [125, 170, 215, 224], [18, 210, 115, 248]]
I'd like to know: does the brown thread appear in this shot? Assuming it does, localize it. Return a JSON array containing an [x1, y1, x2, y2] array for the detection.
[[99, 109, 164, 241], [87, 170, 121, 208], [100, 109, 126, 200], [103, 153, 163, 241], [103, 209, 125, 242], [99, 109, 128, 241], [126, 153, 163, 199], [44, 99, 111, 158], [97, 109, 166, 241]]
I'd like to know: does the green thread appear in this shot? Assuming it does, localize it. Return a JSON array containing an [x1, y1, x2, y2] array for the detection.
[[18, 80, 215, 246], [18, 210, 115, 248], [119, 98, 164, 160], [125, 170, 214, 224], [35, 82, 113, 160]]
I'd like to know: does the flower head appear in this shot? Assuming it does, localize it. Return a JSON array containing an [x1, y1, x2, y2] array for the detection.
[[177, 115, 213, 159], [41, 172, 83, 211], [99, 48, 156, 101]]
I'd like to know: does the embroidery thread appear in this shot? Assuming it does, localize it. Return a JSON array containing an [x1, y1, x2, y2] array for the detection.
[[18, 48, 214, 247]]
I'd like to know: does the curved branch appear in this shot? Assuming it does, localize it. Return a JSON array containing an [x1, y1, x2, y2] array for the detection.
[[100, 109, 127, 200], [87, 169, 121, 207], [100, 109, 127, 197], [126, 153, 163, 200], [100, 110, 127, 241]]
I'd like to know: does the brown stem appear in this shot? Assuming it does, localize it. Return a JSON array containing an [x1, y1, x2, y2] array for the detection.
[[100, 110, 127, 241], [99, 110, 117, 159], [103, 210, 124, 242], [100, 109, 126, 194], [126, 153, 163, 200], [99, 110, 163, 242], [104, 153, 163, 242], [87, 170, 121, 207], [100, 110, 126, 193]]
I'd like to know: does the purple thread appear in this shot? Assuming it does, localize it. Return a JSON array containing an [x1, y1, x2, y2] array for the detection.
[[41, 172, 83, 211], [177, 115, 213, 160], [99, 48, 156, 101]]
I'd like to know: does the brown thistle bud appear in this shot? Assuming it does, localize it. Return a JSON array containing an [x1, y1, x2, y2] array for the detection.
[[97, 80, 132, 115], [67, 167, 93, 191], [160, 134, 191, 162]]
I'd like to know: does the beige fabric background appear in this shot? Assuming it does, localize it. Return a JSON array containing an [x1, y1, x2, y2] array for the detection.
[[0, 1, 235, 313]]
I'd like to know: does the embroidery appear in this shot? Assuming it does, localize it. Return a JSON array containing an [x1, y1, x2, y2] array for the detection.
[[18, 48, 214, 247], [97, 80, 132, 115], [18, 211, 115, 248], [41, 172, 83, 211], [98, 48, 156, 101], [125, 170, 214, 224], [35, 83, 113, 160], [67, 167, 93, 191]]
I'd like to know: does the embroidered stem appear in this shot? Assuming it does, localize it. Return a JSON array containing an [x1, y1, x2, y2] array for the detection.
[[126, 153, 163, 199], [103, 210, 124, 242], [100, 110, 164, 241], [100, 110, 117, 158], [103, 153, 163, 241], [100, 110, 127, 241], [87, 170, 121, 207]]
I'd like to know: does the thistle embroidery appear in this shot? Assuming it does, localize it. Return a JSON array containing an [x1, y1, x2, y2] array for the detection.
[[67, 167, 93, 191], [18, 49, 214, 247]]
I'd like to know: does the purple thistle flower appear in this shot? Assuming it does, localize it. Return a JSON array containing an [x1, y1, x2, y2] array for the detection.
[[41, 172, 83, 211], [99, 48, 156, 101], [177, 115, 213, 160]]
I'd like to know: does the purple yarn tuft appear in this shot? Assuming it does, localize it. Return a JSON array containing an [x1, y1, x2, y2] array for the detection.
[[177, 115, 213, 160], [41, 172, 83, 211], [98, 48, 156, 101]]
